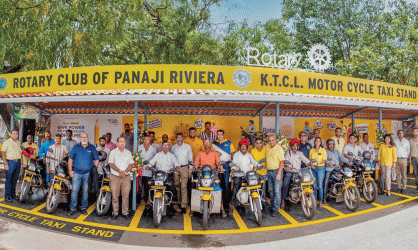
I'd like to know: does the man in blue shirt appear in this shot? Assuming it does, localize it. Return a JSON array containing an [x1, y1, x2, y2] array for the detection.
[[298, 131, 312, 168], [67, 133, 99, 215], [38, 131, 55, 182]]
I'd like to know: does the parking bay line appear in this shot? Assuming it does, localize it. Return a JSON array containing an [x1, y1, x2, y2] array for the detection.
[[75, 202, 96, 222], [129, 202, 145, 229], [385, 190, 413, 199], [391, 182, 417, 189], [31, 203, 46, 212], [232, 209, 249, 230], [359, 198, 382, 207], [183, 206, 192, 233], [278, 209, 299, 224], [322, 205, 346, 216]]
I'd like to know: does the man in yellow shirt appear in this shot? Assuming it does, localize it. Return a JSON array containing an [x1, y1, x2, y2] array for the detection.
[[1, 129, 22, 203], [330, 127, 345, 154], [265, 135, 285, 217], [251, 137, 267, 205], [183, 127, 204, 159]]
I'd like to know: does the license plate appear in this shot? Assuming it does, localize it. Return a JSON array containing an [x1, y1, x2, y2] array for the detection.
[[301, 182, 313, 186], [55, 176, 67, 182], [345, 178, 355, 181], [151, 186, 166, 190], [198, 187, 214, 191], [246, 185, 261, 190], [364, 171, 373, 174], [25, 170, 36, 175]]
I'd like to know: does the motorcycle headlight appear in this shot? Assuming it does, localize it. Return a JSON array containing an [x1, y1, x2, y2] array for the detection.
[[345, 171, 353, 178], [201, 179, 212, 187], [28, 165, 36, 172], [154, 181, 164, 186], [364, 166, 372, 171], [57, 172, 66, 178], [248, 179, 258, 186], [302, 175, 312, 183]]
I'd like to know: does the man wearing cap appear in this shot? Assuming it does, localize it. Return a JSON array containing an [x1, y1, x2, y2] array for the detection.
[[1, 129, 22, 202], [324, 139, 350, 205], [230, 138, 258, 210], [281, 138, 311, 210]]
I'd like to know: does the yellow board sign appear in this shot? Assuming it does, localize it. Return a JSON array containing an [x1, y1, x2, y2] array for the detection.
[[0, 64, 417, 103]]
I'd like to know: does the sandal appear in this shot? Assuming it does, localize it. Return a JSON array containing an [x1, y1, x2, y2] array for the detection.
[[221, 210, 227, 217], [229, 205, 234, 215], [280, 203, 285, 210]]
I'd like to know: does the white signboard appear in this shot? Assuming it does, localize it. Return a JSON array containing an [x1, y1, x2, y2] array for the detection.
[[326, 122, 338, 130], [147, 119, 162, 129], [355, 124, 368, 134]]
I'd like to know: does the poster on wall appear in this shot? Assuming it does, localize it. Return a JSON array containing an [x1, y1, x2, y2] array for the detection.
[[262, 117, 294, 139], [402, 120, 414, 138], [355, 124, 368, 134]]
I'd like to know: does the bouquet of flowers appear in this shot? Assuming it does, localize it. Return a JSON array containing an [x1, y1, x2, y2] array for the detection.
[[132, 150, 143, 176], [276, 133, 289, 151], [352, 128, 360, 142], [254, 131, 268, 145], [376, 129, 392, 146], [35, 123, 47, 137]]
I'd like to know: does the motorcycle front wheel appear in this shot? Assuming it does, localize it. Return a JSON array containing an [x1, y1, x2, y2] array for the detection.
[[202, 200, 210, 230], [252, 197, 263, 226], [301, 192, 316, 220], [96, 190, 112, 216], [46, 187, 61, 214], [19, 180, 31, 203], [153, 197, 162, 227], [363, 180, 377, 203], [344, 186, 360, 211]]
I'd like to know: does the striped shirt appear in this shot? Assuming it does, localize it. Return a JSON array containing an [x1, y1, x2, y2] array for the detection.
[[199, 130, 217, 144]]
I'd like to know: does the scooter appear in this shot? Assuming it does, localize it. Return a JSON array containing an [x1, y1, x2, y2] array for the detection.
[[349, 152, 378, 203], [96, 164, 112, 216], [191, 161, 224, 230], [285, 160, 317, 219], [46, 156, 72, 214], [230, 161, 264, 226], [145, 161, 174, 227], [326, 164, 361, 212]]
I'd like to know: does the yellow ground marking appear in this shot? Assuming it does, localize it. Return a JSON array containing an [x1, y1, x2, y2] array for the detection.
[[360, 198, 382, 207], [75, 202, 96, 222], [232, 209, 249, 230], [323, 205, 346, 216], [129, 202, 145, 229], [385, 190, 413, 199], [31, 202, 46, 212], [407, 177, 415, 180], [391, 182, 417, 189], [278, 209, 299, 224], [0, 198, 4, 202], [183, 206, 193, 233], [0, 196, 417, 235]]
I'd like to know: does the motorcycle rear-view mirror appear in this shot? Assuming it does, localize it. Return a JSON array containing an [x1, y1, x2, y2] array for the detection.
[[219, 161, 225, 166], [284, 160, 291, 165], [229, 162, 236, 167], [47, 148, 54, 153], [188, 161, 195, 166], [259, 158, 266, 164], [143, 160, 149, 165]]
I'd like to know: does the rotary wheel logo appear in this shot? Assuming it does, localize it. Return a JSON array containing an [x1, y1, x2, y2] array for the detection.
[[0, 77, 7, 91], [307, 44, 332, 71], [281, 125, 292, 137], [232, 69, 251, 88]]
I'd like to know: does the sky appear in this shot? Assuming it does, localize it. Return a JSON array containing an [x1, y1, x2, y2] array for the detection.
[[209, 0, 418, 29]]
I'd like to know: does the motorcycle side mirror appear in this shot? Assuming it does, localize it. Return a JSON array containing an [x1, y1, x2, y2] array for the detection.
[[284, 160, 291, 165], [310, 159, 317, 163], [219, 161, 225, 166], [47, 148, 54, 153], [259, 158, 266, 164], [348, 152, 354, 156], [143, 160, 149, 165], [188, 161, 195, 166], [229, 162, 236, 167]]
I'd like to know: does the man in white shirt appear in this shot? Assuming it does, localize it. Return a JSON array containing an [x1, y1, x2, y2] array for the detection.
[[230, 138, 259, 209], [46, 134, 68, 183], [359, 133, 375, 161], [137, 135, 157, 209], [62, 129, 78, 154], [171, 133, 193, 213], [394, 130, 410, 193], [108, 136, 134, 220], [330, 127, 345, 154], [343, 134, 364, 160]]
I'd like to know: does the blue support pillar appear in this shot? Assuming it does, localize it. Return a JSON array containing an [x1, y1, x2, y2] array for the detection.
[[38, 109, 42, 146], [275, 103, 280, 136], [10, 103, 14, 131], [414, 116, 417, 129], [259, 111, 263, 133], [352, 114, 355, 133], [132, 101, 138, 211], [378, 108, 382, 132]]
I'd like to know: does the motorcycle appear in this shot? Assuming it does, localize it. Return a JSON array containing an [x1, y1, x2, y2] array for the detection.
[[230, 161, 264, 226], [191, 161, 224, 230], [145, 161, 174, 227], [349, 152, 378, 203], [285, 160, 317, 219], [96, 164, 112, 216], [19, 157, 46, 203], [46, 156, 72, 214], [326, 163, 361, 212]]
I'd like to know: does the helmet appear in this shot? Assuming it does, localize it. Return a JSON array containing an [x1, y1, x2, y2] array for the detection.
[[239, 138, 250, 146], [22, 147, 34, 158], [326, 139, 335, 146], [289, 138, 300, 146], [98, 150, 108, 162], [363, 151, 372, 160]]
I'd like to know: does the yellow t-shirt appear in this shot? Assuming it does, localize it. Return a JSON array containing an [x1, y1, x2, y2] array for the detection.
[[266, 144, 285, 170], [22, 142, 39, 166], [378, 144, 397, 166], [183, 137, 204, 159], [330, 136, 345, 154], [1, 138, 22, 160], [309, 147, 327, 167], [251, 147, 267, 175]]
